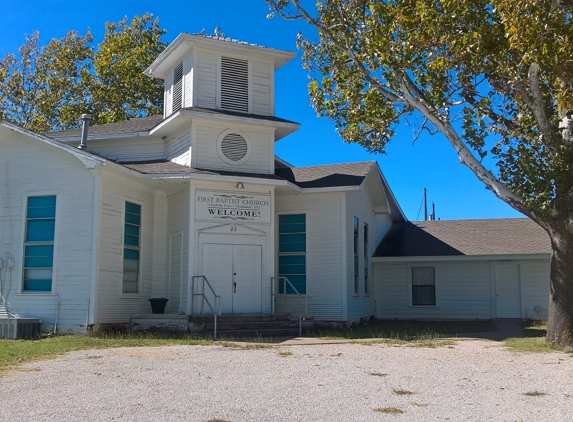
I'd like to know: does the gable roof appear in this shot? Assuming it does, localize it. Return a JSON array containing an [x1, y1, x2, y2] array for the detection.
[[374, 218, 551, 258], [275, 161, 375, 188], [0, 120, 107, 169]]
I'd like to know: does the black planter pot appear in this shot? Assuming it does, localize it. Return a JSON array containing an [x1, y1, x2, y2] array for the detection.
[[148, 298, 169, 314]]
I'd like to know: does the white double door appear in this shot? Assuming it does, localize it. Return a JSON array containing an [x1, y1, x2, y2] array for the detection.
[[201, 243, 262, 314]]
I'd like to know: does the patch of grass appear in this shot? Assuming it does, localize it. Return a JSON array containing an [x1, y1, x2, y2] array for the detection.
[[217, 341, 273, 350], [354, 338, 455, 348], [373, 407, 404, 414], [524, 320, 547, 338], [503, 337, 573, 353], [314, 320, 495, 341], [278, 351, 293, 357], [523, 391, 547, 397], [393, 389, 416, 396], [0, 332, 213, 376], [370, 372, 388, 377]]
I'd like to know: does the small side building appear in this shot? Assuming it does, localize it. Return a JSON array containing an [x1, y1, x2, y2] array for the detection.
[[372, 219, 551, 320]]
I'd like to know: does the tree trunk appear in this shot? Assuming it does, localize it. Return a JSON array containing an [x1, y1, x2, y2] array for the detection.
[[545, 223, 573, 346]]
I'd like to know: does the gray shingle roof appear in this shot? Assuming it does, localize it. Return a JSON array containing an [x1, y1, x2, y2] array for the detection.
[[116, 160, 374, 188], [276, 161, 375, 188], [45, 108, 297, 139], [44, 115, 164, 138], [121, 160, 283, 180], [374, 218, 551, 257]]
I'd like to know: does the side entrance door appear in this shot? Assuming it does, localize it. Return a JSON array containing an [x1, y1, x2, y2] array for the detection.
[[495, 264, 522, 318], [201, 244, 262, 314]]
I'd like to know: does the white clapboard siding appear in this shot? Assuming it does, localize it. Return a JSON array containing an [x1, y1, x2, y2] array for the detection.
[[195, 125, 272, 174], [374, 261, 494, 319], [0, 134, 96, 333], [183, 54, 194, 108], [520, 260, 550, 319], [164, 126, 191, 165], [275, 192, 344, 320], [167, 187, 190, 313], [374, 213, 393, 248], [151, 192, 168, 298], [196, 52, 217, 109], [252, 61, 272, 116], [346, 191, 376, 322], [95, 173, 157, 323], [86, 137, 165, 162]]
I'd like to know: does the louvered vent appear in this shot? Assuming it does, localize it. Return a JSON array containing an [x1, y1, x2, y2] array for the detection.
[[172, 62, 183, 113], [221, 133, 248, 162], [221, 56, 248, 113]]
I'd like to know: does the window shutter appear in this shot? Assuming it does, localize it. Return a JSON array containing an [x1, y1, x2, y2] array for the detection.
[[220, 56, 248, 113], [172, 62, 183, 113]]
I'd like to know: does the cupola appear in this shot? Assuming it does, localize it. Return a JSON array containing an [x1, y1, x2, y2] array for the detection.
[[144, 30, 296, 118]]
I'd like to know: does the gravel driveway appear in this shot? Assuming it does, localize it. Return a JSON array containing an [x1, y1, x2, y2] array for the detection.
[[0, 340, 571, 421]]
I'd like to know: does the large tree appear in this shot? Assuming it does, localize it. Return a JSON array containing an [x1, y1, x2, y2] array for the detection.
[[267, 0, 573, 345], [0, 14, 166, 132]]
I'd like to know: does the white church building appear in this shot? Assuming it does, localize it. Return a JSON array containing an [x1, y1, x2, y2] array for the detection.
[[0, 33, 551, 333]]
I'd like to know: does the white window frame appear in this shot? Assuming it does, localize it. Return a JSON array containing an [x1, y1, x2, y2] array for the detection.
[[363, 222, 369, 296], [277, 212, 307, 295], [353, 216, 359, 295], [120, 198, 143, 297], [410, 265, 438, 307], [216, 129, 252, 166], [19, 192, 59, 295]]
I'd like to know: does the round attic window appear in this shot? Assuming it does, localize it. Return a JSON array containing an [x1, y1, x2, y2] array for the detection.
[[216, 130, 251, 165]]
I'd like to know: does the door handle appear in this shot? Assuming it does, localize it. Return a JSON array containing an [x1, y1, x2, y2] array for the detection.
[[234, 282, 237, 293]]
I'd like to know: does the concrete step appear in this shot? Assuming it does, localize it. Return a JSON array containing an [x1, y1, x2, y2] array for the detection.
[[205, 320, 299, 331], [189, 313, 292, 324], [215, 327, 301, 339]]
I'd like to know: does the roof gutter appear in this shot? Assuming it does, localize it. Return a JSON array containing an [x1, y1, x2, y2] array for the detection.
[[372, 253, 551, 263]]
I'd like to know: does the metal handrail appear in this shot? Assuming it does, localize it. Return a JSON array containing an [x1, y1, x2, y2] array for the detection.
[[191, 275, 221, 340], [271, 276, 309, 337]]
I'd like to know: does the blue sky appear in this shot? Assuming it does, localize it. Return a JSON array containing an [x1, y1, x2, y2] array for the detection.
[[2, 0, 523, 221]]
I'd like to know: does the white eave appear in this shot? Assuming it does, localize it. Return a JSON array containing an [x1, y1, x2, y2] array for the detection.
[[145, 33, 297, 79], [0, 121, 107, 169], [53, 109, 299, 143]]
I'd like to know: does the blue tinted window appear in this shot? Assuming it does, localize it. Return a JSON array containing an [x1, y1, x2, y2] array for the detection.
[[24, 196, 56, 292], [123, 202, 141, 293], [278, 214, 306, 294]]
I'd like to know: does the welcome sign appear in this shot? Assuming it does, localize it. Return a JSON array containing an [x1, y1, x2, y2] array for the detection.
[[195, 190, 271, 224]]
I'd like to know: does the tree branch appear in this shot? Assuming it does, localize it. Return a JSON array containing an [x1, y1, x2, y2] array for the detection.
[[286, 0, 407, 105], [393, 69, 531, 217]]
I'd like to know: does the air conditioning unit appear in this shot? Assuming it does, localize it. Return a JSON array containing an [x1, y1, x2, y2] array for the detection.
[[0, 318, 42, 339]]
